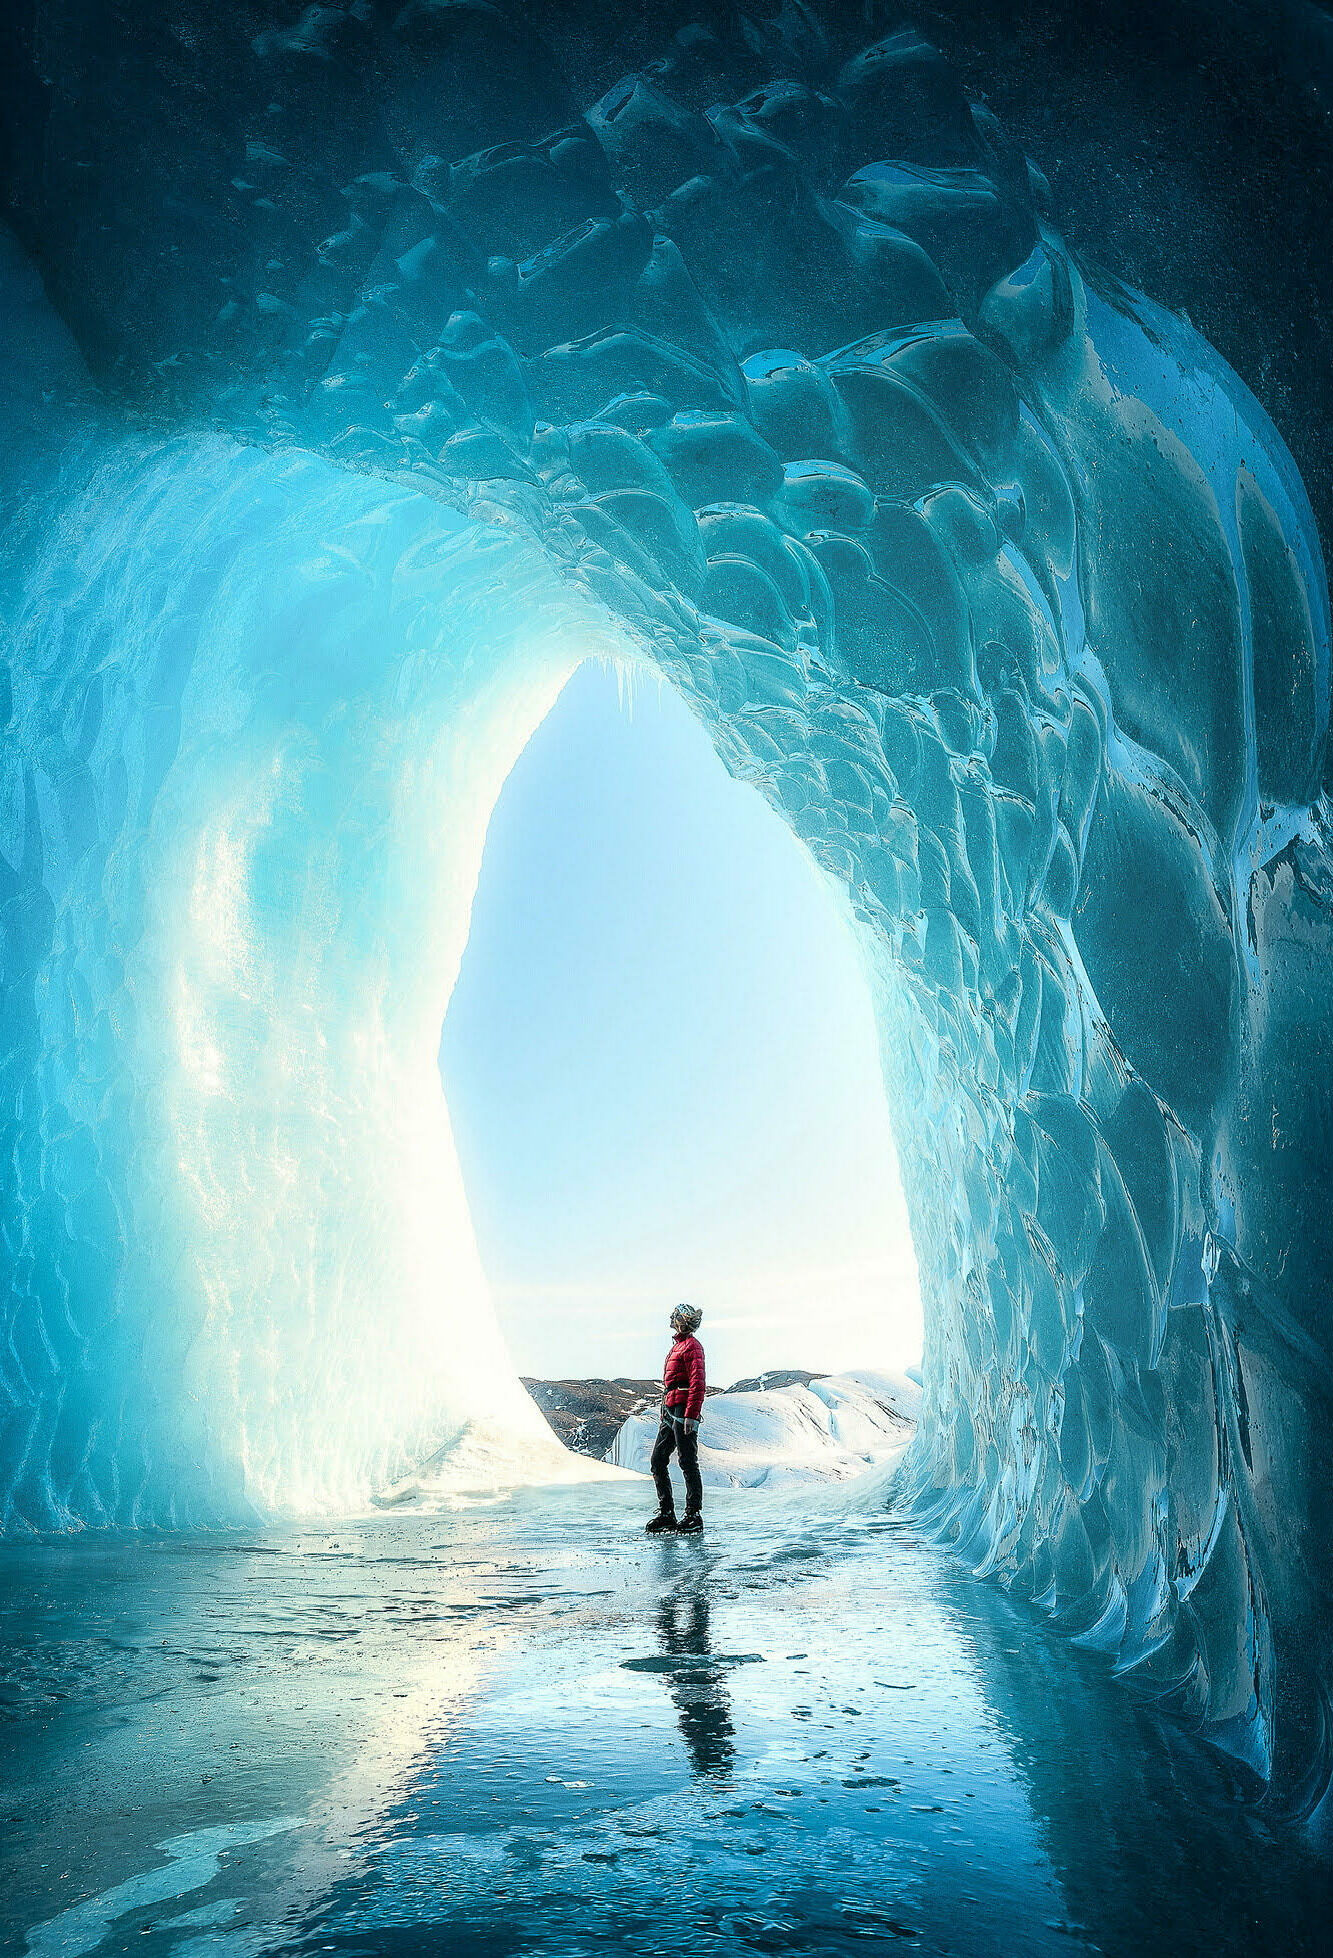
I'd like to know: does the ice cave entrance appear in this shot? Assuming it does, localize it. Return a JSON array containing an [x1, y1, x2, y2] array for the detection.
[[440, 659, 923, 1405]]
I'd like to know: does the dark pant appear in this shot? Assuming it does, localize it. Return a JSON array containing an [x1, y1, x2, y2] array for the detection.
[[651, 1415, 702, 1515]]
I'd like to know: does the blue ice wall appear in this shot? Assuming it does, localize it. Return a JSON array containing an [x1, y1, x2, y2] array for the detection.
[[2, 6, 1331, 1806], [0, 237, 629, 1524]]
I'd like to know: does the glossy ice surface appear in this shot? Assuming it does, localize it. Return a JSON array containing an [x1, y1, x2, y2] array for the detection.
[[2, 1489, 1327, 1958]]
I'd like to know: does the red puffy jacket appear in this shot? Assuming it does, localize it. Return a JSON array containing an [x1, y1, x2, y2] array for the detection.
[[663, 1333, 706, 1422]]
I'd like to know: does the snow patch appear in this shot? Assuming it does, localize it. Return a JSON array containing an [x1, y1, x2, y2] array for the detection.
[[373, 1419, 633, 1509]]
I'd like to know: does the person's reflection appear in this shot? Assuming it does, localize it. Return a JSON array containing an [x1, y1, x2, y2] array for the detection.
[[656, 1576, 736, 1782]]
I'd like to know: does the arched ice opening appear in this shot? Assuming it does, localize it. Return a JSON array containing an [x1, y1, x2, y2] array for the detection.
[[440, 656, 923, 1390]]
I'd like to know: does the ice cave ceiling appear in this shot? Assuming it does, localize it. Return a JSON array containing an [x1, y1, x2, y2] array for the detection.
[[2, 1, 1332, 1812]]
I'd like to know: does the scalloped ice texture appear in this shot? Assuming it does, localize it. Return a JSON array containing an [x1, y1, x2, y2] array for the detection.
[[1, 6, 1330, 1807]]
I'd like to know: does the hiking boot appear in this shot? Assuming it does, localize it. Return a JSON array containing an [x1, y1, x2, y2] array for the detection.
[[674, 1511, 704, 1534], [644, 1508, 677, 1534]]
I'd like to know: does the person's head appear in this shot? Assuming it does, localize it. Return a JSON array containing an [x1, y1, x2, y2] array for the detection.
[[671, 1303, 702, 1339]]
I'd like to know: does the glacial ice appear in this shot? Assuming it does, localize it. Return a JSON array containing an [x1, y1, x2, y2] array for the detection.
[[1, 4, 1331, 1807], [0, 232, 632, 1522]]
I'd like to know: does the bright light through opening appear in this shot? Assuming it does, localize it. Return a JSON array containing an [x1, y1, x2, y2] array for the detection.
[[440, 660, 923, 1388]]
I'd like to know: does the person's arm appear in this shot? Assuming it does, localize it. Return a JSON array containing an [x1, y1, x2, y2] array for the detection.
[[683, 1341, 706, 1426]]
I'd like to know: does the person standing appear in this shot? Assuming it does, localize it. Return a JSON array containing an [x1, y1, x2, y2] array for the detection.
[[646, 1304, 707, 1534]]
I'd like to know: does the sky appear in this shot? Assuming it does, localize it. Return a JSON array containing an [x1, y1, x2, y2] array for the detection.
[[439, 659, 922, 1387]]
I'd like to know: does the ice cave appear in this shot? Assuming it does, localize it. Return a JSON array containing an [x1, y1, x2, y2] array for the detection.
[[1, 2, 1332, 1952]]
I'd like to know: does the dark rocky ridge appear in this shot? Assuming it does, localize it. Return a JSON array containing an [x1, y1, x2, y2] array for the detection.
[[521, 1378, 662, 1460], [725, 1369, 823, 1396]]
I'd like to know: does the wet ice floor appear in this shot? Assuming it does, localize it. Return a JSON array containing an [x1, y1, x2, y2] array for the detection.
[[0, 1483, 1328, 1957]]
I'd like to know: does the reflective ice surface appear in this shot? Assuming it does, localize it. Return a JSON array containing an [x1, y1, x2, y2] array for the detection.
[[1, 1490, 1327, 1957]]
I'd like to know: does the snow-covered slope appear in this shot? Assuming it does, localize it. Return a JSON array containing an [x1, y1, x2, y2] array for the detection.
[[608, 1370, 920, 1490]]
